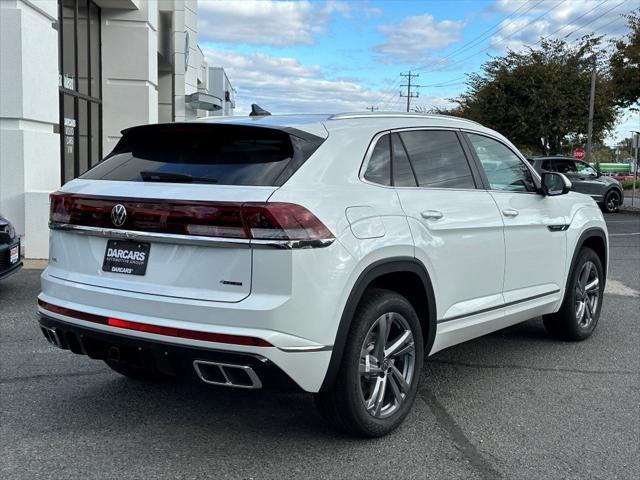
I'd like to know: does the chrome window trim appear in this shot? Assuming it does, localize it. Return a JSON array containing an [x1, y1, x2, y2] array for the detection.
[[49, 223, 335, 249], [358, 126, 482, 192]]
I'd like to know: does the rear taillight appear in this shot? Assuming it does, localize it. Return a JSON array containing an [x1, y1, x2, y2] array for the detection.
[[49, 192, 334, 243], [242, 203, 334, 241]]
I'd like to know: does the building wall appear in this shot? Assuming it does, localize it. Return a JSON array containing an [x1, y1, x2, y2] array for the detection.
[[0, 0, 61, 259], [101, 0, 159, 155], [208, 67, 235, 116], [0, 0, 227, 259]]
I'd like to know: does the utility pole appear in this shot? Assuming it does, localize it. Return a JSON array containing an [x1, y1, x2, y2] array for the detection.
[[632, 131, 639, 208], [366, 106, 379, 112], [586, 56, 596, 166], [400, 71, 421, 113]]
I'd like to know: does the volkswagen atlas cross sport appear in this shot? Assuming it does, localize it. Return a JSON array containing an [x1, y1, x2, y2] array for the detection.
[[38, 112, 608, 437]]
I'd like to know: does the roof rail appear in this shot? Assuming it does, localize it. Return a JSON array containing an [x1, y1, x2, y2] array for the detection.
[[328, 112, 482, 126]]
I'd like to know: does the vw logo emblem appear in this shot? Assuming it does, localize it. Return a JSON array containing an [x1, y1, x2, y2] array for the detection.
[[111, 204, 127, 227]]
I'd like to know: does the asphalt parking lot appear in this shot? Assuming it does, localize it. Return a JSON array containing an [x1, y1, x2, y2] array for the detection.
[[1, 213, 638, 480]]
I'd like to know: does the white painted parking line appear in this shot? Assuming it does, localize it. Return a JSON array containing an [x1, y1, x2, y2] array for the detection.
[[605, 279, 639, 297], [608, 232, 640, 236]]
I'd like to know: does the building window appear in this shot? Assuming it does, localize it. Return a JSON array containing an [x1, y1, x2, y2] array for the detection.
[[58, 0, 102, 184]]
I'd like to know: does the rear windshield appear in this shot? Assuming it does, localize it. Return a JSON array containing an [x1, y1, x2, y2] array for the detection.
[[81, 124, 324, 186]]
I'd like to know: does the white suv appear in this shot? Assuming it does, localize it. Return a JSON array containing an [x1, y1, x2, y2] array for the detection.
[[39, 113, 607, 437]]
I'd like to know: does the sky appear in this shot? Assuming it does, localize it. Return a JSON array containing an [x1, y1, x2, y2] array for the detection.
[[197, 0, 639, 145]]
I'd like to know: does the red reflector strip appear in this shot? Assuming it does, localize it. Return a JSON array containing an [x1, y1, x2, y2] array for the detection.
[[38, 299, 272, 347], [106, 318, 272, 347], [38, 299, 108, 324]]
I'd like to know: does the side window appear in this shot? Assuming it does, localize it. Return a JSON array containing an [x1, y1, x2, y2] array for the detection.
[[467, 133, 536, 192], [575, 161, 597, 176], [554, 160, 577, 174], [541, 160, 553, 171], [391, 133, 417, 187], [399, 130, 476, 189], [364, 134, 391, 186]]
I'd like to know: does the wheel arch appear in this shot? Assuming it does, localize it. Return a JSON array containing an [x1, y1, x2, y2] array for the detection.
[[320, 257, 436, 391], [567, 227, 608, 289]]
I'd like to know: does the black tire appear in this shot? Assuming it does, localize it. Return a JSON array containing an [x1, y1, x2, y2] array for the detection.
[[315, 288, 424, 437], [543, 247, 604, 341], [104, 359, 166, 381], [601, 189, 621, 213]]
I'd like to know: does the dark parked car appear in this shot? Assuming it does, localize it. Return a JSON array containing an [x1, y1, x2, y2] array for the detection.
[[0, 215, 22, 280], [528, 156, 624, 213]]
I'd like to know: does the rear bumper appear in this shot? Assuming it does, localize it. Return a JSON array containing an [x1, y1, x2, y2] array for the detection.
[[36, 293, 333, 392], [39, 314, 305, 392]]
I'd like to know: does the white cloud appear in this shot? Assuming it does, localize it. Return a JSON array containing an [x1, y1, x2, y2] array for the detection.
[[489, 0, 631, 52], [375, 14, 464, 64], [198, 0, 342, 47], [204, 48, 452, 114], [363, 6, 383, 18]]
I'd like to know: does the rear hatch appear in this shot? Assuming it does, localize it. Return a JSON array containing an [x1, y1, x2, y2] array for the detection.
[[47, 122, 325, 303]]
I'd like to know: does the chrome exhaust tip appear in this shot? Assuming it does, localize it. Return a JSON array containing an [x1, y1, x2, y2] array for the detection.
[[193, 360, 262, 389], [41, 326, 63, 348]]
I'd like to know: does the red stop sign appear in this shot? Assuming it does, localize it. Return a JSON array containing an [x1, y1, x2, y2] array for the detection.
[[573, 147, 585, 160]]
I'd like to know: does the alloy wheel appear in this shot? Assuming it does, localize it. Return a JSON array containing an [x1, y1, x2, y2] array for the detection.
[[575, 260, 599, 328], [606, 191, 620, 212], [358, 312, 416, 419]]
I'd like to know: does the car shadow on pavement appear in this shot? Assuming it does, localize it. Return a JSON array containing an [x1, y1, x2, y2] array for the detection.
[[36, 319, 552, 442]]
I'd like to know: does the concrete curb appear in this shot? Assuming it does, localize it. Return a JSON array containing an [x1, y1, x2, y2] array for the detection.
[[619, 206, 640, 216], [23, 259, 48, 269]]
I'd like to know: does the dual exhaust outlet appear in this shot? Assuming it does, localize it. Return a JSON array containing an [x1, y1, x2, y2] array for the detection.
[[193, 360, 262, 389], [41, 326, 63, 348]]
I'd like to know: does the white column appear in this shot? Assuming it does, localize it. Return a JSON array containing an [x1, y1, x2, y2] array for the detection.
[[0, 0, 60, 259], [100, 0, 158, 154]]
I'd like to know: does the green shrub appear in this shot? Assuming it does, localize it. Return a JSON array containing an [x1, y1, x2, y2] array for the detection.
[[621, 178, 640, 190]]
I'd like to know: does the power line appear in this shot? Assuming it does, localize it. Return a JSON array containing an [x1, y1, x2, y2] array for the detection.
[[371, 0, 632, 111], [372, 0, 544, 107], [562, 1, 628, 40], [414, 0, 546, 72], [538, 0, 610, 40], [399, 71, 421, 113], [424, 0, 569, 75]]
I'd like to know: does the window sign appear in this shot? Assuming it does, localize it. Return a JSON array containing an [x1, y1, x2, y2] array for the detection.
[[58, 0, 102, 183], [64, 117, 75, 154], [63, 73, 74, 90]]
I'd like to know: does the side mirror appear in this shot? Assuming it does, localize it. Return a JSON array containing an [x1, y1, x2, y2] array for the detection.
[[541, 172, 571, 196]]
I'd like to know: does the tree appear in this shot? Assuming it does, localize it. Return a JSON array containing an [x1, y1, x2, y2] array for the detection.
[[609, 11, 640, 110], [438, 37, 619, 154]]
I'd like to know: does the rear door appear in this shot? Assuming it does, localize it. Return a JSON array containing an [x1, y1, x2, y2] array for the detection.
[[464, 132, 569, 305], [385, 129, 506, 321], [48, 123, 324, 302], [573, 160, 607, 199]]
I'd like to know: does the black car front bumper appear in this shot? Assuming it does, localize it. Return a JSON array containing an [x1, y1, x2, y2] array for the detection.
[[0, 241, 22, 280]]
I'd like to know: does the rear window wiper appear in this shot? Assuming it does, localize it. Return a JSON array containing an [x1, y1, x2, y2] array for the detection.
[[139, 171, 218, 184]]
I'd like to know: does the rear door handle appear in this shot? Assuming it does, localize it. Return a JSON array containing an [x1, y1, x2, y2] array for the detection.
[[502, 208, 519, 217], [421, 210, 443, 220]]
